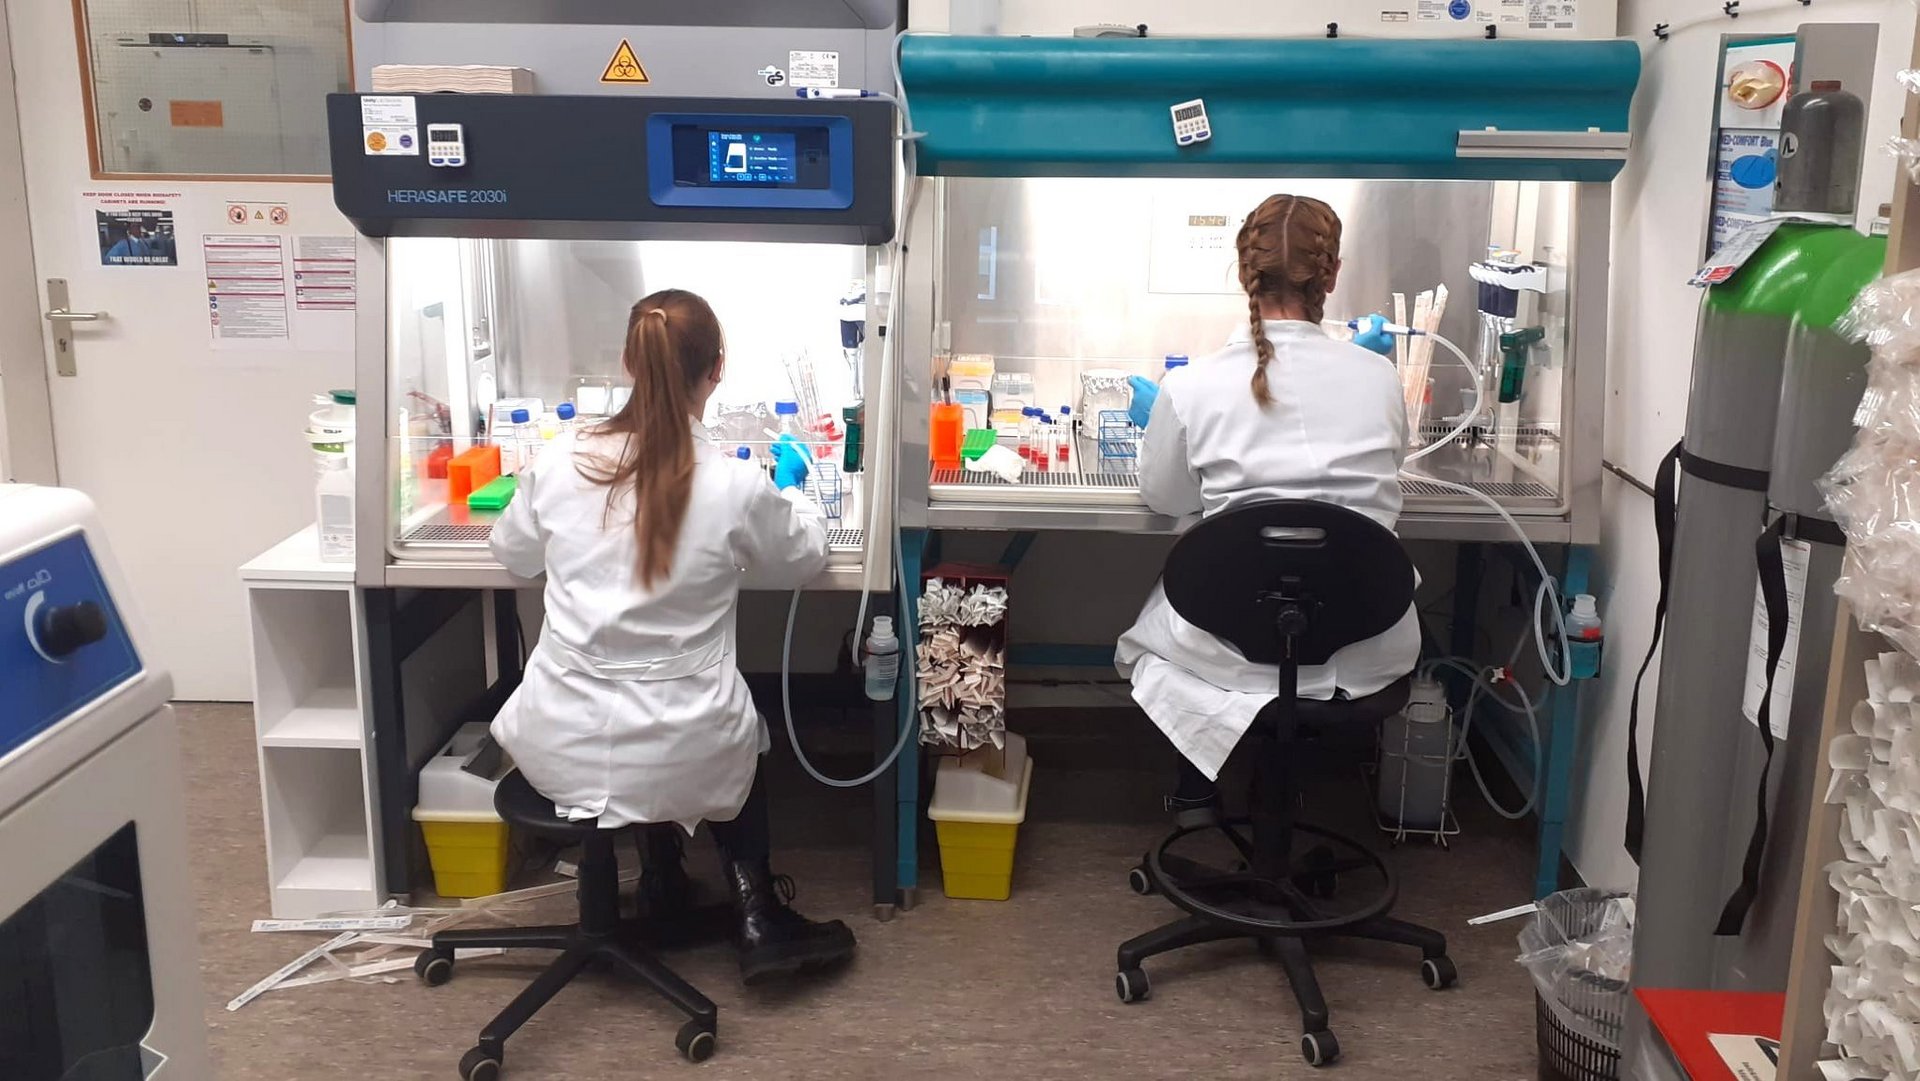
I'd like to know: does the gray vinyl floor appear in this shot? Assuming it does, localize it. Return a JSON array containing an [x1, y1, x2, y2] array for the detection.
[[177, 700, 1544, 1080]]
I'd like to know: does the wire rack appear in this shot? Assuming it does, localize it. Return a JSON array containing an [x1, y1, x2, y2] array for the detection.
[[1096, 410, 1142, 460]]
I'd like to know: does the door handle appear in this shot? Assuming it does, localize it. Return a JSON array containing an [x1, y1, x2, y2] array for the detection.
[[43, 278, 106, 377]]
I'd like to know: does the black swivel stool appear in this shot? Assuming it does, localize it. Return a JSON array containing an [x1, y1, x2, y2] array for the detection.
[[1114, 500, 1456, 1068], [414, 771, 719, 1080]]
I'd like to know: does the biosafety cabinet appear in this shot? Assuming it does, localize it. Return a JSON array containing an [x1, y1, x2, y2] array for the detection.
[[333, 2, 904, 590], [893, 33, 1638, 544]]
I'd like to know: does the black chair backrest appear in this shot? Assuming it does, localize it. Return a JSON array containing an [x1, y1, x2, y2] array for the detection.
[[1162, 500, 1414, 667]]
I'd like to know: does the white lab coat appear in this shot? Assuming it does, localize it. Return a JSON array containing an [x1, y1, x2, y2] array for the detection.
[[490, 423, 828, 830], [1115, 320, 1421, 780]]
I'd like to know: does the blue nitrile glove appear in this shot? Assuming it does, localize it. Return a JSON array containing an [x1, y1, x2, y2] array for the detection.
[[772, 434, 813, 491], [1127, 375, 1159, 429], [1354, 313, 1395, 357]]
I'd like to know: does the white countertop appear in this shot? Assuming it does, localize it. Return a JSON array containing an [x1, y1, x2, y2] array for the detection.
[[240, 526, 354, 585]]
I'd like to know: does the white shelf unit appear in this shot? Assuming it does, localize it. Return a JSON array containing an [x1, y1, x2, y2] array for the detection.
[[242, 527, 382, 918]]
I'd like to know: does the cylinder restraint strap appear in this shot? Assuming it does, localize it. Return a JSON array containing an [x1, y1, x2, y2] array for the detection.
[[1623, 441, 1681, 864]]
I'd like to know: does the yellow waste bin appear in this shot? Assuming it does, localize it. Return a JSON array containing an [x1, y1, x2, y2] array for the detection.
[[414, 811, 512, 898], [928, 752, 1033, 901], [413, 722, 513, 898]]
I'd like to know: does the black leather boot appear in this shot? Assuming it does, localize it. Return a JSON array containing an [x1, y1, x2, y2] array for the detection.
[[637, 824, 694, 920], [723, 861, 856, 984]]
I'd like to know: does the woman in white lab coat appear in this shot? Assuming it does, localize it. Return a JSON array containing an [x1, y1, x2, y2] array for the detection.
[[1115, 194, 1419, 817], [490, 288, 855, 983]]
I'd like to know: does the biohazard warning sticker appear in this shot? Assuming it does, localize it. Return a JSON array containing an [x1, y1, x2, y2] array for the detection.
[[601, 39, 650, 84]]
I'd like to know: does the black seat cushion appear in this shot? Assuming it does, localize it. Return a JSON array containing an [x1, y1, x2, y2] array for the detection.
[[494, 770, 602, 839]]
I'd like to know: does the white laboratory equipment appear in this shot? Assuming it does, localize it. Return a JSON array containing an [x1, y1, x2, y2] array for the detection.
[[895, 30, 1632, 545], [335, 102, 896, 588], [329, 2, 905, 906], [0, 485, 212, 1079]]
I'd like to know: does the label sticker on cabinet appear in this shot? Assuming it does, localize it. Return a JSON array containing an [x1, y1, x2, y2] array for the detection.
[[363, 126, 418, 155], [789, 50, 839, 88], [601, 39, 650, 84], [1528, 0, 1577, 29], [360, 95, 417, 127], [1379, 9, 1412, 21]]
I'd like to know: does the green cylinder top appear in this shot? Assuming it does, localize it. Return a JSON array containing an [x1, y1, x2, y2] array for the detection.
[[1705, 223, 1885, 325]]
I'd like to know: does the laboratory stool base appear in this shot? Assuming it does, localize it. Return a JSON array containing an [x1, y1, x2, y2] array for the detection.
[[417, 925, 719, 1074], [1115, 820, 1455, 1069]]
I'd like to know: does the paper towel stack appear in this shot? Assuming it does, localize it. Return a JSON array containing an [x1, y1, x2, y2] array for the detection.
[[917, 577, 1009, 752], [370, 65, 534, 94]]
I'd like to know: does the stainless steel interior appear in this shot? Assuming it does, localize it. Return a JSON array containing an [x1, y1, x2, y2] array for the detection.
[[903, 177, 1600, 541], [381, 236, 873, 562]]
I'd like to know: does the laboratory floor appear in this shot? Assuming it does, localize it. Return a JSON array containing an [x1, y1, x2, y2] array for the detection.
[[178, 700, 1544, 1081]]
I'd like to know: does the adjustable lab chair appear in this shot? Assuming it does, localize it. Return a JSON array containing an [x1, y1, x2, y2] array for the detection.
[[1114, 500, 1456, 1068], [414, 771, 719, 1080]]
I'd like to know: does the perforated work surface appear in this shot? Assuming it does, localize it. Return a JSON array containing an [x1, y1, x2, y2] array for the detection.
[[1400, 479, 1556, 500], [930, 468, 1139, 488], [403, 521, 493, 544], [403, 521, 866, 551]]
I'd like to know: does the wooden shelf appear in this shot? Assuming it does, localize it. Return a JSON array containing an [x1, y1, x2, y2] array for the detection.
[[259, 687, 361, 749]]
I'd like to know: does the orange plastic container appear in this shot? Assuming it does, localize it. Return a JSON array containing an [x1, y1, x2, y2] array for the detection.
[[930, 403, 964, 469], [448, 445, 501, 504]]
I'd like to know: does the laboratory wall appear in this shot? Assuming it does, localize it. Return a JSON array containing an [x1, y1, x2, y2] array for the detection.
[[1565, 0, 1917, 889], [0, 6, 52, 486], [6, 0, 356, 699]]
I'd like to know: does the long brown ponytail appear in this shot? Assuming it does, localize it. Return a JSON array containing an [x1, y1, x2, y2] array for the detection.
[[576, 289, 724, 588], [1235, 194, 1343, 407]]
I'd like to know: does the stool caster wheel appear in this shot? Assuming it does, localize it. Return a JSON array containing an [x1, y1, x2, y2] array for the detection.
[[458, 1046, 502, 1081], [1127, 864, 1155, 896], [1301, 1029, 1340, 1067], [676, 1020, 717, 1063], [1115, 967, 1150, 1003], [1294, 846, 1339, 899], [1421, 956, 1458, 990], [415, 948, 454, 987]]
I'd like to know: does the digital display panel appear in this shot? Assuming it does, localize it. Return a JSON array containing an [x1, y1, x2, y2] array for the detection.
[[1175, 105, 1204, 121], [706, 131, 798, 184], [647, 111, 854, 210]]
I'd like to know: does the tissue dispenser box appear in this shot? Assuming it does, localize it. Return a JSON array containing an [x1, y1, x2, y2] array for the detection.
[[928, 733, 1032, 901], [413, 722, 514, 898]]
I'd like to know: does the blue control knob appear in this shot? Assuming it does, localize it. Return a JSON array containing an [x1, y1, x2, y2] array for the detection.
[[35, 600, 107, 659]]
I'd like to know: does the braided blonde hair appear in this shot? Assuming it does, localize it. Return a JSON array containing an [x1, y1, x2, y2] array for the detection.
[[1235, 194, 1343, 407]]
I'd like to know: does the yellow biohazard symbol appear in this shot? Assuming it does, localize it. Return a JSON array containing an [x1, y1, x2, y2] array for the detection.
[[601, 40, 649, 84]]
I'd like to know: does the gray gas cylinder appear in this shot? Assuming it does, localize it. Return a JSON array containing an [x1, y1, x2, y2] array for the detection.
[[1775, 81, 1866, 218]]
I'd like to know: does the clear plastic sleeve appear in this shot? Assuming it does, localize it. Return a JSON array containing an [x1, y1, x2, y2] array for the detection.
[[1824, 269, 1920, 658], [1515, 888, 1634, 1051]]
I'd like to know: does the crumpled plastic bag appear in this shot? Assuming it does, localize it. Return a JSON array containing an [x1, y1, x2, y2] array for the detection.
[[1818, 652, 1920, 1079], [1824, 269, 1920, 659], [1516, 888, 1634, 1050]]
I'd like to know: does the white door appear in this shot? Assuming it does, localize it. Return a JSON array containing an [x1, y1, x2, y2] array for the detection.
[[8, 5, 355, 698]]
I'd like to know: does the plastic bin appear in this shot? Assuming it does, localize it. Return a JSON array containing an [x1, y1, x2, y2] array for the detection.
[[413, 722, 513, 898], [927, 736, 1032, 901], [1519, 889, 1633, 1081]]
